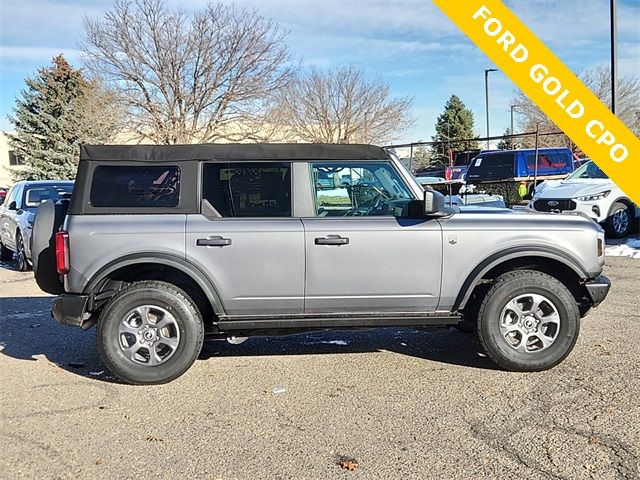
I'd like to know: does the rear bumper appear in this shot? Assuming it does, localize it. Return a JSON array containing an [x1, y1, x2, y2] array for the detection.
[[585, 275, 611, 307], [52, 294, 90, 328]]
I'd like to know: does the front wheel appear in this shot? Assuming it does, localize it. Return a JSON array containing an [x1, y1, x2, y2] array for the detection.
[[477, 270, 580, 372], [604, 202, 633, 238], [15, 232, 30, 271], [97, 281, 204, 385]]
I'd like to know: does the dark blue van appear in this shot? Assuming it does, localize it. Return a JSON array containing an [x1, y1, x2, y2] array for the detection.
[[465, 148, 577, 183]]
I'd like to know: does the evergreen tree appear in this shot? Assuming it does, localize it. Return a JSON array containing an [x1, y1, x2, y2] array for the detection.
[[431, 95, 478, 167], [497, 127, 520, 150], [411, 147, 431, 172], [8, 55, 118, 180]]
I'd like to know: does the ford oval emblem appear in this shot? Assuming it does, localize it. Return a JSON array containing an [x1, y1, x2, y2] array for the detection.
[[548, 201, 559, 206]]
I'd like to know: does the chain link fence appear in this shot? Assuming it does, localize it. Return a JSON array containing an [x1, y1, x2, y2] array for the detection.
[[385, 129, 585, 207]]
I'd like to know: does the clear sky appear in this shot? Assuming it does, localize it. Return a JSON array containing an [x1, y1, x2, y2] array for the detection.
[[1, 0, 638, 144]]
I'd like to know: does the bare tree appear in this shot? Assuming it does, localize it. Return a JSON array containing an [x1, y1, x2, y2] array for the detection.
[[274, 67, 414, 144], [513, 65, 640, 150], [81, 0, 293, 144]]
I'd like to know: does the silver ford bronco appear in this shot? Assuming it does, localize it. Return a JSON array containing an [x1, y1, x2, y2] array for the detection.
[[32, 144, 611, 384]]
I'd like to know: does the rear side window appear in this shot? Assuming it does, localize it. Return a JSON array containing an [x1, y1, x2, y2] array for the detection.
[[525, 153, 569, 173], [467, 153, 515, 180], [202, 163, 291, 217], [90, 166, 180, 208]]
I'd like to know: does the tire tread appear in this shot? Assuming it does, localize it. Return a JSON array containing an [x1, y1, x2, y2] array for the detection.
[[97, 280, 204, 385], [476, 269, 579, 372]]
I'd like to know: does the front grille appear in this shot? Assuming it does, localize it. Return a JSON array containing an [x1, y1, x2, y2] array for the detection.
[[534, 199, 577, 212]]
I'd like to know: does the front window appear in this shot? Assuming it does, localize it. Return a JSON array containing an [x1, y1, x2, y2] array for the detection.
[[567, 161, 608, 180], [311, 162, 415, 217], [24, 184, 73, 208]]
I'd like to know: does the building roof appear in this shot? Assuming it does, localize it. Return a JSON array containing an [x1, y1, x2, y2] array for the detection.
[[80, 143, 390, 162]]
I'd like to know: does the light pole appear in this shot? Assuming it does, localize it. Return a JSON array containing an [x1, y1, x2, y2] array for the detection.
[[510, 105, 516, 136], [509, 104, 522, 149], [447, 121, 451, 164], [485, 68, 498, 149], [611, 0, 617, 115]]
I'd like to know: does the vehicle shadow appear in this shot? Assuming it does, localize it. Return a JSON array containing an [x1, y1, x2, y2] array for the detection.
[[0, 296, 497, 384], [199, 327, 496, 371]]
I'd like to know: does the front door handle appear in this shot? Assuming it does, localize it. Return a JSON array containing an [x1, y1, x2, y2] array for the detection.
[[315, 235, 349, 246], [196, 236, 232, 247]]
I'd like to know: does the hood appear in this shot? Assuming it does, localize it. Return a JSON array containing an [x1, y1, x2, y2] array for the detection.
[[536, 178, 612, 199]]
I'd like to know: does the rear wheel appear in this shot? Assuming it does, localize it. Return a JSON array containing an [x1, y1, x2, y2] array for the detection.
[[97, 281, 204, 385], [477, 270, 580, 372], [604, 201, 633, 238], [15, 232, 30, 271]]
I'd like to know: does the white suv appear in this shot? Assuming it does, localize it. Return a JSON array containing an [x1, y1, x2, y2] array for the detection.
[[529, 161, 638, 238]]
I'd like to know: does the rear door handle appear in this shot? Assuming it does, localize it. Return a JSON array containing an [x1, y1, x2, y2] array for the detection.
[[196, 236, 232, 247], [315, 235, 349, 246]]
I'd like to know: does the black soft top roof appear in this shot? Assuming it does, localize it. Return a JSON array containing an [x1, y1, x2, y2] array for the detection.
[[80, 143, 390, 162]]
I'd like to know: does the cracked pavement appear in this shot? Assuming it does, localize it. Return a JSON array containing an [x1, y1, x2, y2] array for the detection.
[[0, 257, 638, 479]]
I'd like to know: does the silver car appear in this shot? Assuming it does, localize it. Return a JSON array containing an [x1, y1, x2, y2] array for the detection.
[[0, 180, 73, 270], [31, 144, 610, 384]]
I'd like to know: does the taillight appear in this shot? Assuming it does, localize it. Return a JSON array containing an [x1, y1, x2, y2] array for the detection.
[[55, 231, 70, 275]]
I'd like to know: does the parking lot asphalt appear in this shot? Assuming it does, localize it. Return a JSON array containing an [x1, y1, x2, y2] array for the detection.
[[0, 258, 639, 479]]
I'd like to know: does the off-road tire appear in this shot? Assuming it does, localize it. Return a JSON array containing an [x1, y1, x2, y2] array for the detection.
[[97, 281, 204, 385], [477, 270, 580, 372], [0, 240, 12, 261], [604, 201, 633, 238]]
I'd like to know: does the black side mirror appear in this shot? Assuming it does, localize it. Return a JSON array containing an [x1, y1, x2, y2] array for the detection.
[[423, 190, 445, 215], [8, 201, 17, 211]]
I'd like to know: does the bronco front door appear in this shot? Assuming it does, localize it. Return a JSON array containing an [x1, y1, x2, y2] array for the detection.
[[302, 161, 443, 314]]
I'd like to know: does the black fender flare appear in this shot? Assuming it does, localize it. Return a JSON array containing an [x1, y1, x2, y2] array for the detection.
[[453, 246, 590, 311], [83, 252, 226, 316]]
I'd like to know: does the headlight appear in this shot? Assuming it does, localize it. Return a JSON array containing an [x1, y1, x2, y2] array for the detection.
[[575, 190, 610, 202]]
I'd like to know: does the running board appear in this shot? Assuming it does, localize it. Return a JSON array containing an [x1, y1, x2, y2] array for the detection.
[[217, 313, 461, 331]]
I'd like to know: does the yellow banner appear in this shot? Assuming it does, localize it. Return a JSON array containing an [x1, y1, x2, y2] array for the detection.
[[433, 0, 640, 204]]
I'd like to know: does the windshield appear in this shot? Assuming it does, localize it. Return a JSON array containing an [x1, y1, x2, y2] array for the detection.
[[453, 150, 481, 166], [24, 184, 73, 208], [567, 161, 608, 180]]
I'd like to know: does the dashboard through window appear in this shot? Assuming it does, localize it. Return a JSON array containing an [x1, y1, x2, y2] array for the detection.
[[311, 162, 415, 217]]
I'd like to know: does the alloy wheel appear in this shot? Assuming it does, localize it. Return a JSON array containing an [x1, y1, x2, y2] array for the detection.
[[118, 305, 180, 366], [612, 208, 630, 236], [499, 293, 561, 353], [16, 235, 27, 271]]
